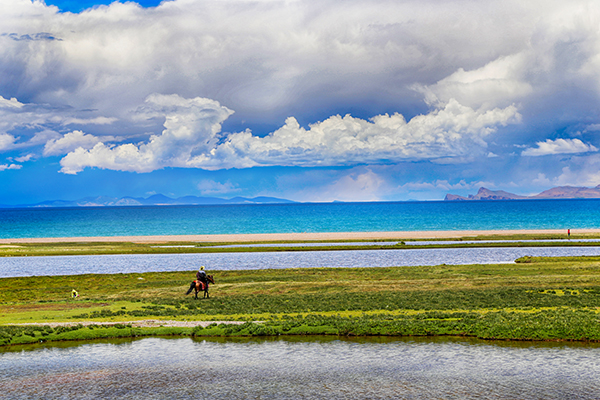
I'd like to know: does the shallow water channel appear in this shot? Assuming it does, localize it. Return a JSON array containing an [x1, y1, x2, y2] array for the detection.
[[3, 246, 600, 277], [1, 336, 599, 399]]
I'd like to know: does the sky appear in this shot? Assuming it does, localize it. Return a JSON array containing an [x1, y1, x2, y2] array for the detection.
[[2, 0, 600, 204]]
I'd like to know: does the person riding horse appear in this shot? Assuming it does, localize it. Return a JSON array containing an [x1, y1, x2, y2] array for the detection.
[[186, 266, 214, 298], [196, 266, 207, 286]]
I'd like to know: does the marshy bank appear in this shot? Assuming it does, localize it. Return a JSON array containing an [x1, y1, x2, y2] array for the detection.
[[2, 255, 600, 345]]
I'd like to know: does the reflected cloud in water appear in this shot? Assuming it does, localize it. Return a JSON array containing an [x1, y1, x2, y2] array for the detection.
[[1, 336, 599, 399]]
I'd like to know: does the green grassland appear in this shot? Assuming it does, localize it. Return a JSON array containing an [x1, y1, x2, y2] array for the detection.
[[1, 253, 600, 346]]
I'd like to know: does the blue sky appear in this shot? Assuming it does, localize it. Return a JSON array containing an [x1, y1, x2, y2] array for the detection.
[[2, 0, 600, 204]]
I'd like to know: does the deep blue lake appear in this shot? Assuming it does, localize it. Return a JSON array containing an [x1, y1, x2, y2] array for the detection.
[[1, 199, 600, 239]]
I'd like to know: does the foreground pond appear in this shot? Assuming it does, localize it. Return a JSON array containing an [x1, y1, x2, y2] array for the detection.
[[3, 246, 600, 277], [1, 336, 599, 399]]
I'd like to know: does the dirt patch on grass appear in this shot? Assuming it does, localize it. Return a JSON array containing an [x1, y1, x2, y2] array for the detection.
[[9, 320, 250, 328]]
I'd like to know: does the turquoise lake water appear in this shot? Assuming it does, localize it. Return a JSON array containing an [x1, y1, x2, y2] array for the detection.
[[1, 199, 600, 238]]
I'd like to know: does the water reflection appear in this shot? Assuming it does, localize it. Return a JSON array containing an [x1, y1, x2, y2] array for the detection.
[[1, 336, 599, 399], [4, 246, 600, 277], [208, 241, 400, 248]]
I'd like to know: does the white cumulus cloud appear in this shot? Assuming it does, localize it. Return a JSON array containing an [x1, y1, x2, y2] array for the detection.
[[0, 96, 24, 109], [0, 163, 21, 171], [57, 95, 520, 173], [521, 138, 598, 156], [0, 133, 17, 151], [44, 130, 112, 156], [59, 94, 234, 174], [14, 153, 35, 162], [192, 99, 520, 169]]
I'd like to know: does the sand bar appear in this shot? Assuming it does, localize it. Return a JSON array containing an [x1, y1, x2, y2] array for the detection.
[[1, 229, 600, 244]]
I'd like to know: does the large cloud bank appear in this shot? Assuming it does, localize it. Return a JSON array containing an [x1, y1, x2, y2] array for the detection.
[[0, 0, 600, 183]]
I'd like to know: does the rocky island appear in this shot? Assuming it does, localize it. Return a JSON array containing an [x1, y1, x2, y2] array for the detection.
[[445, 185, 600, 200]]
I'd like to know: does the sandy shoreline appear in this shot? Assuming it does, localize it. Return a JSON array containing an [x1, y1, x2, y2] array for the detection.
[[1, 229, 599, 244]]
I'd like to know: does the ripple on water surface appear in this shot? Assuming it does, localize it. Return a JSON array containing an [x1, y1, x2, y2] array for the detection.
[[1, 337, 599, 399], [3, 246, 600, 277]]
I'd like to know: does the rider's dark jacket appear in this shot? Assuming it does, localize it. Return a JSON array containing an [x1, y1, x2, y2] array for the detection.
[[196, 270, 207, 283]]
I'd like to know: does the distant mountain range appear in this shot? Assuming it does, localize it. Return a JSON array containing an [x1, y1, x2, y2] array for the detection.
[[445, 185, 600, 201], [6, 185, 598, 208], [0, 194, 296, 208]]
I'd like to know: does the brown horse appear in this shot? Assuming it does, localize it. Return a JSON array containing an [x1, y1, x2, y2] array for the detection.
[[185, 275, 215, 299]]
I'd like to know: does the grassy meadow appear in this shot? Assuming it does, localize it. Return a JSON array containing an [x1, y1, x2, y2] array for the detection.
[[1, 248, 600, 346]]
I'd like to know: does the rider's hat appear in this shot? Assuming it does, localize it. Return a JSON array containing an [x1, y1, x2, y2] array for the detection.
[[200, 266, 205, 271]]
